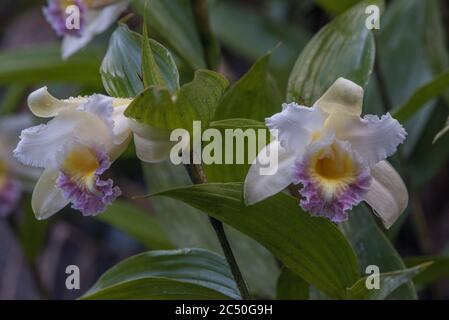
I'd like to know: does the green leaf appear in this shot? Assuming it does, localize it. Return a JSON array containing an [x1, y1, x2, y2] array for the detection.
[[376, 0, 442, 156], [141, 20, 166, 90], [0, 45, 101, 85], [405, 256, 449, 289], [347, 263, 431, 300], [142, 162, 280, 298], [314, 0, 362, 15], [133, 0, 206, 69], [97, 200, 174, 250], [277, 267, 309, 300], [101, 24, 179, 98], [213, 54, 282, 122], [392, 70, 449, 123], [152, 182, 360, 299], [287, 0, 381, 104], [340, 205, 418, 299], [82, 248, 240, 300], [124, 70, 228, 131], [208, 118, 266, 130]]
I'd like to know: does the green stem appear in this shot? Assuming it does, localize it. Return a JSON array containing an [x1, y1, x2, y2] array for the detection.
[[184, 162, 251, 300], [191, 0, 220, 70]]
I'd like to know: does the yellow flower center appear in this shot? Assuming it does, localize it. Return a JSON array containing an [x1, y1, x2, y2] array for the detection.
[[308, 143, 358, 199], [62, 147, 99, 191]]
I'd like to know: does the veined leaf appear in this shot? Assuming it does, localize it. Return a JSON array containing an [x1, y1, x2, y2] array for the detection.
[[277, 267, 309, 300], [405, 256, 449, 289], [152, 182, 360, 299], [392, 70, 449, 123], [101, 24, 179, 98], [125, 70, 228, 131], [0, 45, 101, 85], [208, 119, 266, 130], [213, 54, 282, 122], [82, 248, 240, 300], [133, 0, 206, 69], [142, 162, 280, 299], [287, 0, 381, 104], [97, 200, 174, 250], [340, 205, 418, 299], [347, 263, 431, 300]]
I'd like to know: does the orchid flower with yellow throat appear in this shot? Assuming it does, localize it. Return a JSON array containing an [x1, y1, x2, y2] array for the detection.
[[14, 87, 133, 220], [43, 0, 129, 59], [244, 78, 408, 228]]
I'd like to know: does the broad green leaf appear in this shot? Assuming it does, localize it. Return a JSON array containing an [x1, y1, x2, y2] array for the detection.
[[97, 200, 174, 250], [153, 182, 360, 299], [101, 24, 179, 98], [82, 249, 240, 300], [340, 205, 418, 299], [141, 20, 166, 90], [124, 70, 228, 131], [314, 0, 362, 15], [213, 54, 282, 122], [210, 1, 310, 85], [287, 0, 381, 104], [277, 267, 309, 300], [0, 45, 101, 85], [392, 70, 449, 123], [133, 0, 206, 69], [142, 162, 280, 299], [208, 119, 266, 130], [376, 0, 442, 156], [405, 256, 449, 289], [347, 263, 431, 300]]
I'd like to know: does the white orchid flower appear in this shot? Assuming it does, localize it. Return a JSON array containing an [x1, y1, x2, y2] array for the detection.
[[14, 87, 132, 220], [0, 115, 41, 217], [43, 0, 129, 59], [244, 78, 408, 229]]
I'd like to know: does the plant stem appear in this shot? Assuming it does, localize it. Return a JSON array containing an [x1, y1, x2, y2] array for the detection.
[[191, 0, 220, 71], [184, 162, 251, 300]]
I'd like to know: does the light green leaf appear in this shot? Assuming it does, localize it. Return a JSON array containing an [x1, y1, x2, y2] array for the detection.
[[0, 45, 101, 85], [133, 0, 206, 69], [152, 182, 360, 299], [213, 54, 282, 122], [97, 200, 174, 250], [392, 70, 449, 123], [405, 256, 449, 289], [287, 0, 381, 104], [141, 20, 166, 90], [340, 205, 418, 299], [277, 267, 309, 300], [142, 162, 280, 299], [101, 24, 179, 98], [124, 70, 228, 131], [81, 248, 240, 300], [347, 263, 431, 300]]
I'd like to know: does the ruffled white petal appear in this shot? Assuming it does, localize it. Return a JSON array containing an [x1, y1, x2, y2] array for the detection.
[[265, 103, 327, 155], [363, 161, 408, 229], [61, 1, 129, 59], [128, 119, 173, 163], [28, 87, 85, 117], [32, 168, 69, 220], [314, 77, 364, 116], [14, 109, 112, 168], [329, 113, 406, 166], [244, 140, 296, 205]]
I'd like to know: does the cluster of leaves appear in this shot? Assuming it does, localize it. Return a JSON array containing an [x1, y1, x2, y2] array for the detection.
[[2, 0, 449, 300]]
